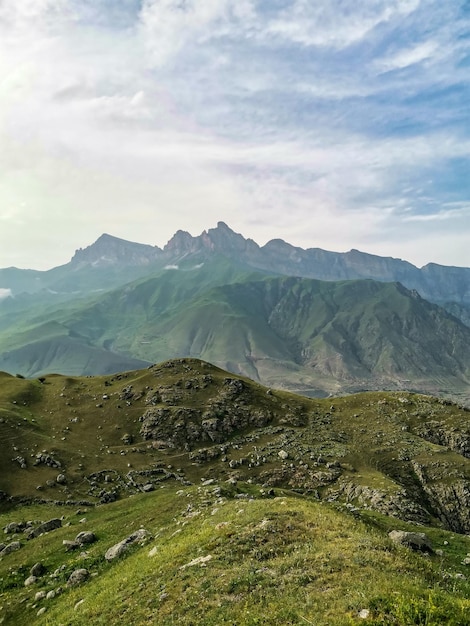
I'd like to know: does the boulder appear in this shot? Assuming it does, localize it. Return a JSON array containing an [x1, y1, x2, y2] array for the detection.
[[388, 530, 433, 553], [30, 562, 46, 577], [105, 528, 150, 561], [4, 522, 25, 534], [1, 541, 21, 556], [75, 531, 96, 545], [27, 518, 62, 540], [67, 568, 90, 586]]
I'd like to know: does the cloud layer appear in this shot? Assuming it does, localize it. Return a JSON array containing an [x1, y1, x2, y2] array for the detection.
[[0, 0, 469, 269]]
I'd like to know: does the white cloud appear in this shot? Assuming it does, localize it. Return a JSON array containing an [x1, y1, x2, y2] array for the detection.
[[0, 0, 468, 270], [401, 205, 470, 223], [138, 0, 255, 65], [377, 40, 439, 71], [0, 288, 13, 300], [266, 0, 421, 49]]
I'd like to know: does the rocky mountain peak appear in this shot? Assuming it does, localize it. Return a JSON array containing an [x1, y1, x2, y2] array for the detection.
[[163, 229, 199, 255], [205, 222, 259, 253], [163, 222, 260, 258], [71, 233, 162, 268]]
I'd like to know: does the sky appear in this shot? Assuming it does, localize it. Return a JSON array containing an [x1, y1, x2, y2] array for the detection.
[[0, 0, 469, 270]]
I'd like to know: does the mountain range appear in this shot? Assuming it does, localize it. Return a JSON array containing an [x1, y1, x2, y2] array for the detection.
[[0, 223, 469, 403]]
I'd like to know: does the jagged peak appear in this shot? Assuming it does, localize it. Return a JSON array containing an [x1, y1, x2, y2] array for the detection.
[[71, 233, 161, 267]]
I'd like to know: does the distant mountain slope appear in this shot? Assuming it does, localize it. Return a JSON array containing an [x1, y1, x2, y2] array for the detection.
[[0, 257, 265, 377], [159, 222, 470, 308], [1, 265, 468, 402], [0, 224, 468, 400], [0, 334, 149, 378], [119, 275, 470, 400]]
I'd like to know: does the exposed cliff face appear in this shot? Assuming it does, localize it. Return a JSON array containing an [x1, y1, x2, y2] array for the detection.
[[71, 234, 162, 268], [163, 222, 259, 261], [159, 223, 470, 307]]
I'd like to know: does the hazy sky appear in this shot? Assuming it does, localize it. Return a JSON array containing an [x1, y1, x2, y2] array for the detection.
[[0, 0, 469, 270]]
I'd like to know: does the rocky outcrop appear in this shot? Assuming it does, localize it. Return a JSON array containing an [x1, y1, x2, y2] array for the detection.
[[71, 234, 162, 268], [326, 479, 431, 525], [388, 530, 433, 553], [414, 421, 470, 458], [140, 378, 274, 448], [410, 461, 470, 534], [27, 518, 62, 540], [105, 529, 150, 561], [33, 452, 61, 469]]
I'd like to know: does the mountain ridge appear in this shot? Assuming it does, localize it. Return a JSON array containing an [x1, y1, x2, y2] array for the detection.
[[2, 221, 468, 306]]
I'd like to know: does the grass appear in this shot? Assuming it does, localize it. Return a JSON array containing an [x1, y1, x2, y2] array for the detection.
[[2, 359, 470, 622], [1, 486, 470, 625]]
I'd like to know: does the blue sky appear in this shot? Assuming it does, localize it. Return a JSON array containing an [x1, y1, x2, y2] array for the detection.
[[0, 0, 469, 269]]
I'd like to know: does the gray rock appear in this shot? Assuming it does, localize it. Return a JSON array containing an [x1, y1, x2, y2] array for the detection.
[[27, 518, 62, 539], [35, 591, 46, 601], [63, 540, 80, 551], [75, 531, 96, 545], [56, 473, 67, 485], [1, 541, 21, 555], [4, 522, 24, 534], [388, 530, 433, 553], [24, 575, 37, 587], [30, 562, 46, 577], [105, 528, 150, 561], [67, 568, 89, 587]]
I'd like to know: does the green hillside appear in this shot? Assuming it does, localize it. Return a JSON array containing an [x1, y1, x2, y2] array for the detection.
[[115, 276, 470, 402], [3, 488, 470, 625], [1, 266, 468, 403], [2, 359, 470, 624]]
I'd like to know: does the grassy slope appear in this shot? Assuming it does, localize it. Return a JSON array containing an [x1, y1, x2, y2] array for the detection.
[[0, 257, 266, 378], [1, 488, 470, 625], [118, 277, 470, 399], [1, 359, 470, 524], [2, 360, 470, 623]]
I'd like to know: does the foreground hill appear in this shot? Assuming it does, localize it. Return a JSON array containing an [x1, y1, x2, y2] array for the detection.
[[2, 359, 470, 532], [3, 488, 470, 625], [2, 360, 470, 624]]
